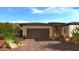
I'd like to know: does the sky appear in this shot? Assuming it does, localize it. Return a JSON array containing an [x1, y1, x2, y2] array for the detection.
[[0, 7, 79, 23]]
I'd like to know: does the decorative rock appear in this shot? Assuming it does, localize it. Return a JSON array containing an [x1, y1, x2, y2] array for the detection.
[[9, 43, 18, 49], [65, 38, 69, 42], [0, 40, 6, 46]]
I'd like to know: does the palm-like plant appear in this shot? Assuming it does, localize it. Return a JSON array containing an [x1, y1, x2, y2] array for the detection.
[[0, 23, 21, 47], [70, 27, 79, 44], [72, 27, 79, 37]]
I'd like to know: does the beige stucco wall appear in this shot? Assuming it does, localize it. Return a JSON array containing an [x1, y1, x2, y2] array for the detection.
[[61, 26, 69, 38], [21, 25, 53, 39], [58, 25, 79, 38], [69, 25, 79, 37], [21, 24, 79, 39]]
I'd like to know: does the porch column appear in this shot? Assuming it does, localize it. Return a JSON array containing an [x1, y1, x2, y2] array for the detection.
[[49, 26, 53, 38], [22, 26, 27, 37]]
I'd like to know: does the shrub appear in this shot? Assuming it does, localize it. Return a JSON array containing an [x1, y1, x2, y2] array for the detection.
[[70, 27, 79, 44], [0, 23, 21, 47], [14, 37, 23, 44]]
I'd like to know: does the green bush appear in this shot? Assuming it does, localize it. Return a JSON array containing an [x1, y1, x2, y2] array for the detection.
[[0, 23, 21, 46], [14, 37, 23, 44], [72, 27, 79, 37], [70, 27, 79, 44]]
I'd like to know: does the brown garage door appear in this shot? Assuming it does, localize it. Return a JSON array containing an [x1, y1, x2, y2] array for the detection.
[[27, 29, 49, 40]]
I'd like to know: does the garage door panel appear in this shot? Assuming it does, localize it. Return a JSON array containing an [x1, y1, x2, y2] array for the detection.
[[27, 29, 49, 39]]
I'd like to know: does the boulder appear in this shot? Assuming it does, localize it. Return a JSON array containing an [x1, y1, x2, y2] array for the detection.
[[9, 43, 18, 49]]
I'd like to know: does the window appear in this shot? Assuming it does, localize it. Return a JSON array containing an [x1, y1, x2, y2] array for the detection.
[[64, 27, 68, 33]]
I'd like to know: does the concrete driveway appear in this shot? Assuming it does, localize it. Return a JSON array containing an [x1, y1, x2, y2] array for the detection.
[[18, 39, 79, 51], [0, 39, 79, 51]]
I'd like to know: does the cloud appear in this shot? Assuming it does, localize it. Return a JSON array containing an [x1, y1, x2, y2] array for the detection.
[[31, 8, 43, 14], [9, 20, 29, 23], [31, 7, 79, 15], [31, 7, 68, 14], [2, 19, 46, 23], [31, 7, 79, 22]]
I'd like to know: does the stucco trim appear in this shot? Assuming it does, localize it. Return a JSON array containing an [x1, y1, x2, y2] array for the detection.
[[22, 25, 53, 39]]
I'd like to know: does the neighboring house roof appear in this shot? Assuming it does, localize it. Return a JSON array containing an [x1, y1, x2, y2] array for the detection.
[[67, 22, 79, 25], [19, 22, 79, 26], [19, 23, 49, 26], [48, 22, 66, 25], [19, 22, 66, 26]]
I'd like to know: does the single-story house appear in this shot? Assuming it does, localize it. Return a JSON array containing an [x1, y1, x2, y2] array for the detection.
[[19, 22, 79, 41]]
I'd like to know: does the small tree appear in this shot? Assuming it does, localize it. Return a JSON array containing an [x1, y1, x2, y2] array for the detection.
[[0, 23, 21, 46]]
